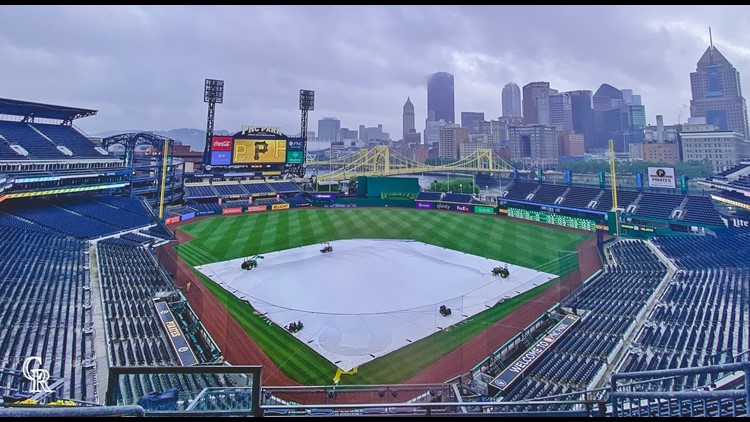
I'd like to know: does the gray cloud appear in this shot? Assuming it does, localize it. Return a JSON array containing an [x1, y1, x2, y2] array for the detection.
[[0, 5, 748, 141]]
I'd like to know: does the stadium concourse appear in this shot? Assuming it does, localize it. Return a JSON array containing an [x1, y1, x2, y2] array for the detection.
[[195, 239, 556, 372]]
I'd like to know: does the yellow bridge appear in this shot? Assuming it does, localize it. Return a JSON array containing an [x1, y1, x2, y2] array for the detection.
[[308, 146, 524, 182]]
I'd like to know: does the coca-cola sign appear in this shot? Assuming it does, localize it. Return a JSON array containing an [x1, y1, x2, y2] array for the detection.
[[212, 136, 233, 151]]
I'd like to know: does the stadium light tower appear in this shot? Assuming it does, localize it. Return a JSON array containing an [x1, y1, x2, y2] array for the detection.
[[298, 89, 314, 178], [203, 79, 224, 169]]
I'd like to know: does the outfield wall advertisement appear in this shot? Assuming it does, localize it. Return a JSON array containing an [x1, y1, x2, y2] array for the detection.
[[506, 207, 596, 231], [473, 205, 496, 214], [427, 202, 475, 212], [246, 205, 267, 213]]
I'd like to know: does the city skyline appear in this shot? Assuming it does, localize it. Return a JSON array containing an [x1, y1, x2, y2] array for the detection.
[[0, 6, 749, 140]]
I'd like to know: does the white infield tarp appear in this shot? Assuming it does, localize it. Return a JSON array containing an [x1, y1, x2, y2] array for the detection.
[[195, 239, 557, 371]]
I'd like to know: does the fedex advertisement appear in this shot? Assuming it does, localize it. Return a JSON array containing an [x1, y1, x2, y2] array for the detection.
[[211, 136, 233, 165]]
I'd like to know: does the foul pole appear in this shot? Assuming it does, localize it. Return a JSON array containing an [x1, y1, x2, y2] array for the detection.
[[159, 137, 169, 220], [609, 139, 620, 237]]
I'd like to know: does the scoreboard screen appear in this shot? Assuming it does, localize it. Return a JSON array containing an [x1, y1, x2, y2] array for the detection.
[[210, 136, 233, 165], [205, 126, 306, 172], [233, 139, 287, 164], [286, 138, 304, 164]]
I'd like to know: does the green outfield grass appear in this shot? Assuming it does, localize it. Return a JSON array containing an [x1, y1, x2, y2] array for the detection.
[[175, 207, 593, 385]]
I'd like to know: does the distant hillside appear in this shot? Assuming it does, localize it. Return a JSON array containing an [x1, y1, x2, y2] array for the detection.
[[90, 128, 232, 152]]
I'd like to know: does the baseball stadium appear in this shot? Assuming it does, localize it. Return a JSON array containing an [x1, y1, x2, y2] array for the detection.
[[0, 94, 748, 417]]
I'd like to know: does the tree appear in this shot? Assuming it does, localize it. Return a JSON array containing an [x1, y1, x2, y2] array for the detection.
[[429, 178, 475, 193]]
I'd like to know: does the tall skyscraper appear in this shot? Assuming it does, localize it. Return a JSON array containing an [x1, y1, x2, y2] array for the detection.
[[592, 85, 646, 153], [689, 39, 749, 140], [568, 90, 594, 151], [522, 81, 555, 125], [592, 83, 624, 151], [402, 97, 415, 139], [603, 104, 646, 153], [549, 92, 574, 132], [502, 82, 522, 118], [317, 117, 341, 142], [427, 72, 455, 124]]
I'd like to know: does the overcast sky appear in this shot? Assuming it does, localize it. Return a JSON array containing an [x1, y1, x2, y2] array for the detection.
[[1, 5, 749, 141]]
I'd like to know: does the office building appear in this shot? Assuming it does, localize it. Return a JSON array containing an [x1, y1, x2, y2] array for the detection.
[[689, 40, 749, 139], [427, 72, 455, 124], [502, 82, 522, 118], [402, 97, 415, 139]]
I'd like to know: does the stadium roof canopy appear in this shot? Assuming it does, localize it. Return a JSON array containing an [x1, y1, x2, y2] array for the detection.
[[0, 97, 97, 122]]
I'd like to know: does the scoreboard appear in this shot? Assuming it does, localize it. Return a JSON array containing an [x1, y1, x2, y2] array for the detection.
[[507, 207, 596, 231], [205, 125, 305, 174], [233, 139, 287, 163]]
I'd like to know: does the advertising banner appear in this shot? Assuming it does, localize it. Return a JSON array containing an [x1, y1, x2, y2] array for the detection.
[[473, 205, 496, 214], [154, 301, 198, 366], [165, 216, 180, 225], [210, 136, 233, 165], [211, 136, 232, 151], [286, 150, 304, 164], [647, 167, 676, 189], [435, 203, 451, 211], [620, 223, 655, 233], [210, 151, 231, 166], [246, 205, 267, 213], [488, 314, 579, 397], [415, 201, 434, 209], [312, 193, 338, 199], [181, 212, 196, 221], [221, 207, 242, 215], [681, 175, 688, 194], [271, 203, 290, 210], [454, 204, 471, 212]]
